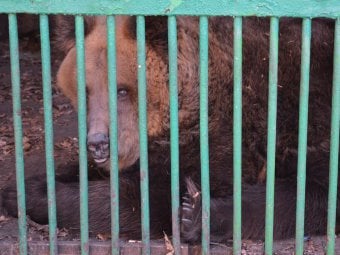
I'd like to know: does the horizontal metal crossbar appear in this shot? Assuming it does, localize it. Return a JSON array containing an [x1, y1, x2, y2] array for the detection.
[[0, 0, 339, 17]]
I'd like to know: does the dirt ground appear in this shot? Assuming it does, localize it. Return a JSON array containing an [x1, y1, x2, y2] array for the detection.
[[0, 15, 339, 254]]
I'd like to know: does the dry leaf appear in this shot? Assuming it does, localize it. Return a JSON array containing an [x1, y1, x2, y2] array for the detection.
[[163, 232, 174, 255]]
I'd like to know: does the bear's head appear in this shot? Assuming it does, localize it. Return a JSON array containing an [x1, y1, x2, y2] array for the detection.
[[55, 16, 201, 171]]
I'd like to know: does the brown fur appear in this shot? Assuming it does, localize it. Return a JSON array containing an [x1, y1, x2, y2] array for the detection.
[[1, 16, 338, 241]]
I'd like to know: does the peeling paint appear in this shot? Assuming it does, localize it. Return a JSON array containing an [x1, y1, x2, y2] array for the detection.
[[165, 0, 183, 13]]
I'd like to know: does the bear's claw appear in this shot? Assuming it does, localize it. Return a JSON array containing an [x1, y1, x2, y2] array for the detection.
[[180, 178, 202, 243]]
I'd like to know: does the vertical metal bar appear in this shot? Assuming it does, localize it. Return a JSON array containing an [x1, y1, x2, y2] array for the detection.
[[264, 17, 279, 255], [199, 16, 210, 255], [107, 15, 120, 255], [233, 16, 242, 255], [8, 13, 27, 255], [75, 15, 89, 255], [326, 17, 340, 255], [295, 18, 312, 255], [168, 16, 181, 255], [136, 15, 151, 255], [39, 14, 57, 255]]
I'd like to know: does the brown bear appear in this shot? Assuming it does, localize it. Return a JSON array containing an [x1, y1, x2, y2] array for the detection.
[[1, 16, 338, 242]]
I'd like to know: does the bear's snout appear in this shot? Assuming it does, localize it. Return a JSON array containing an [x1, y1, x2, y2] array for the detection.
[[87, 133, 110, 164]]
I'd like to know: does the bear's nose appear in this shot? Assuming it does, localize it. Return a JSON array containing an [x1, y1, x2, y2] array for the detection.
[[87, 133, 110, 164]]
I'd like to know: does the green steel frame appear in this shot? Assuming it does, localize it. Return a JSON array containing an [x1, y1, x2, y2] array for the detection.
[[2, 1, 340, 255], [40, 14, 58, 255], [168, 16, 181, 255], [0, 0, 339, 17], [199, 15, 211, 255], [8, 14, 27, 255], [232, 16, 243, 255], [106, 15, 120, 255], [264, 16, 279, 254], [136, 16, 151, 255]]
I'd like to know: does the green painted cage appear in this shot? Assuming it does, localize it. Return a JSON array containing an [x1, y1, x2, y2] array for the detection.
[[0, 0, 339, 255]]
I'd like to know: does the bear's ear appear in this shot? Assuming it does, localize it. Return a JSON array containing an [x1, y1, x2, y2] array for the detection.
[[54, 15, 96, 53], [122, 16, 168, 43]]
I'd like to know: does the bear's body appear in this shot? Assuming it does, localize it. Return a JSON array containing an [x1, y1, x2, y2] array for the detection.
[[1, 16, 337, 241]]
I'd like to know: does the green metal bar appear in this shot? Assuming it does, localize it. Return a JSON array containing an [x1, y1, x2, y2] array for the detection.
[[107, 15, 120, 255], [264, 17, 279, 255], [326, 17, 340, 255], [39, 14, 57, 255], [75, 15, 89, 255], [199, 15, 210, 255], [136, 15, 151, 255], [233, 16, 242, 255], [295, 18, 312, 255], [0, 0, 339, 18], [8, 13, 27, 255], [168, 16, 181, 255]]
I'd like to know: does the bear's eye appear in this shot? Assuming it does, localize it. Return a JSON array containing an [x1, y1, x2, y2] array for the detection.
[[117, 88, 128, 98]]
